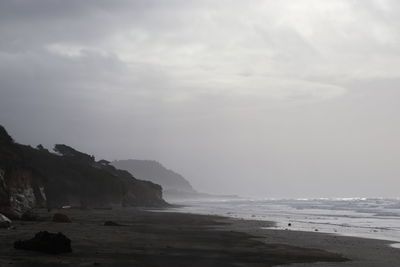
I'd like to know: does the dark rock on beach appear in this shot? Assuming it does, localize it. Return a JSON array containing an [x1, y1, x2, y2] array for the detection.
[[53, 213, 72, 223], [14, 231, 72, 254], [0, 213, 11, 228]]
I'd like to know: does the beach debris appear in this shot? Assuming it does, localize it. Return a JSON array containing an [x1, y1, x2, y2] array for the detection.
[[52, 213, 72, 223], [288, 223, 292, 227], [0, 213, 12, 228], [14, 231, 72, 254], [315, 229, 319, 232], [104, 221, 122, 226]]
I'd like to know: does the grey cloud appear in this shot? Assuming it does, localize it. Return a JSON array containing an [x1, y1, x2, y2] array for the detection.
[[1, 0, 400, 198]]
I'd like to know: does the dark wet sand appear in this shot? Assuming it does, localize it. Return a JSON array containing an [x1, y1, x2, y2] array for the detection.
[[225, 219, 400, 267], [0, 208, 396, 266]]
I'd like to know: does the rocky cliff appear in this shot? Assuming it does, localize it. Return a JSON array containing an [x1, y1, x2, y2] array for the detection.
[[0, 125, 167, 218], [0, 126, 46, 218]]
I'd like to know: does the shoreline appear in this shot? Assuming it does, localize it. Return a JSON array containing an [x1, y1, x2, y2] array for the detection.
[[0, 208, 398, 266], [221, 217, 400, 266], [149, 206, 400, 266], [164, 199, 400, 249]]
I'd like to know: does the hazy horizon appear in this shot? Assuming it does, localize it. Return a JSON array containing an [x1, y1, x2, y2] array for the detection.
[[1, 0, 400, 198]]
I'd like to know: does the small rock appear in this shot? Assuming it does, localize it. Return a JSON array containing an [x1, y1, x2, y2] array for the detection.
[[104, 221, 122, 226], [53, 213, 71, 223], [14, 231, 72, 254], [288, 223, 292, 227], [0, 214, 12, 228]]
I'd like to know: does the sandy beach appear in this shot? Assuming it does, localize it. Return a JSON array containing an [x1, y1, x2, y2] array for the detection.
[[0, 208, 398, 266], [227, 218, 400, 267]]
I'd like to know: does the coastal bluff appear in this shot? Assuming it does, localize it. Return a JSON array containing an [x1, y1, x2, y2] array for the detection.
[[112, 159, 240, 201], [112, 159, 197, 198], [0, 125, 167, 218]]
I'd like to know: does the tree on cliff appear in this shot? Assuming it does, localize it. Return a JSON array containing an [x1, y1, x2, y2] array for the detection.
[[54, 144, 95, 163]]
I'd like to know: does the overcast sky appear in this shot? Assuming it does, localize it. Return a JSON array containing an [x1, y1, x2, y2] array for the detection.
[[1, 0, 400, 198]]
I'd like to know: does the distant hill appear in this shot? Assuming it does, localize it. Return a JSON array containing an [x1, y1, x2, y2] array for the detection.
[[112, 160, 196, 196]]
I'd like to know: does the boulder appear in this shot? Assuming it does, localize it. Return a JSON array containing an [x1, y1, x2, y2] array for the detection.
[[0, 213, 11, 228], [52, 213, 71, 223], [14, 231, 72, 254]]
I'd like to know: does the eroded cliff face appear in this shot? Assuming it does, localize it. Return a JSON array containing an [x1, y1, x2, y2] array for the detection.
[[0, 125, 46, 218], [0, 168, 46, 219], [0, 168, 7, 210]]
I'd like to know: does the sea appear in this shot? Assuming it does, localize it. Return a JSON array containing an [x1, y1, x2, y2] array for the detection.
[[166, 197, 400, 248]]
